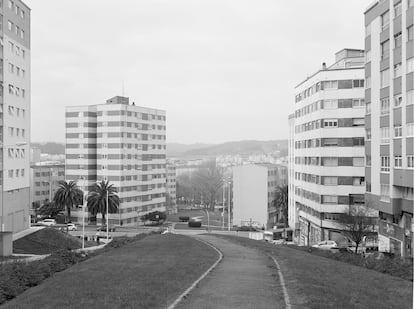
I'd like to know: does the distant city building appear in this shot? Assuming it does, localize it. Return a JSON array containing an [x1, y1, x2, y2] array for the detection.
[[0, 0, 31, 233], [175, 159, 206, 177], [291, 49, 374, 246], [30, 162, 65, 208], [30, 147, 41, 165], [166, 163, 177, 214], [233, 164, 287, 229], [364, 0, 413, 256], [65, 96, 167, 226]]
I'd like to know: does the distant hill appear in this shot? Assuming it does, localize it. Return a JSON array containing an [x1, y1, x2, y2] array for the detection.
[[171, 140, 288, 158], [31, 142, 65, 155], [166, 143, 213, 156]]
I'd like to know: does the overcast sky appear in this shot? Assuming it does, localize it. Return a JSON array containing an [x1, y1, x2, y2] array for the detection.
[[30, 0, 372, 144]]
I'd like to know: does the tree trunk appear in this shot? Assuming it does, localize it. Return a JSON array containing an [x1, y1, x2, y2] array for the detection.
[[102, 212, 106, 224], [67, 204, 71, 222], [355, 242, 359, 254]]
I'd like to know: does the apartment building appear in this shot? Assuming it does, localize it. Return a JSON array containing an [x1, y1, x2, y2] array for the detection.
[[30, 162, 65, 208], [65, 96, 167, 226], [166, 162, 177, 214], [288, 113, 299, 239], [0, 0, 30, 233], [233, 164, 287, 229], [291, 49, 374, 246], [364, 0, 414, 256]]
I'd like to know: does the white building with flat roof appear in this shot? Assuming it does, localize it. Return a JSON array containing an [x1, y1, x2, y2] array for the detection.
[[65, 96, 167, 226]]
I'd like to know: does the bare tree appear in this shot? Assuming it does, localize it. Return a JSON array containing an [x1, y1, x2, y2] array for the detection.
[[272, 185, 289, 227], [192, 160, 223, 210], [340, 206, 377, 254]]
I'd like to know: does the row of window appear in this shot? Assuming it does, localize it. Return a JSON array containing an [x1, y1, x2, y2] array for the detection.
[[7, 0, 26, 19], [7, 127, 26, 138], [295, 172, 365, 186], [380, 155, 414, 171], [66, 143, 166, 150], [66, 111, 166, 121], [66, 121, 166, 131], [34, 171, 64, 177], [379, 27, 414, 62], [294, 156, 364, 167], [295, 117, 364, 133], [7, 147, 25, 159], [66, 132, 166, 140], [294, 98, 364, 119], [295, 79, 365, 103], [7, 20, 25, 40], [294, 137, 364, 149], [7, 41, 27, 59], [366, 91, 414, 116], [6, 105, 26, 118], [297, 202, 346, 222], [295, 186, 365, 205], [7, 168, 25, 178], [7, 84, 26, 98], [367, 123, 414, 141], [8, 62, 26, 78]]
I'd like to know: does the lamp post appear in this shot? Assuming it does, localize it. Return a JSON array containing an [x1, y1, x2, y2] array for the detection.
[[222, 182, 225, 230], [0, 142, 27, 232], [106, 188, 109, 242], [227, 181, 231, 232], [82, 193, 87, 249]]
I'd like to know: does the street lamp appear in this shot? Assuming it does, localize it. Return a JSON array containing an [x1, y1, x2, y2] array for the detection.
[[0, 142, 27, 232]]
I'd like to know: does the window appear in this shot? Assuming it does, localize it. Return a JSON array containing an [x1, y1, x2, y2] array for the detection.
[[380, 69, 390, 87], [395, 156, 402, 168], [408, 58, 414, 74], [352, 99, 364, 107], [394, 33, 402, 48], [408, 155, 414, 168], [352, 118, 364, 127], [365, 50, 371, 62], [366, 129, 372, 140], [8, 170, 13, 178], [403, 188, 414, 200], [352, 157, 364, 167], [381, 97, 390, 114], [338, 80, 353, 89], [7, 20, 12, 31], [322, 157, 338, 166], [394, 63, 402, 77], [323, 99, 337, 109], [409, 0, 414, 8], [366, 155, 372, 166], [20, 29, 24, 39], [323, 119, 338, 128], [322, 195, 337, 204], [394, 125, 402, 137], [394, 1, 402, 16], [381, 127, 390, 144], [366, 102, 371, 114], [365, 76, 371, 88], [407, 123, 414, 137], [394, 94, 402, 107], [381, 156, 390, 172], [353, 177, 365, 186], [408, 25, 414, 41], [21, 169, 24, 177], [20, 9, 24, 19], [380, 184, 390, 202], [324, 80, 338, 89], [323, 177, 337, 185], [381, 11, 390, 30], [323, 138, 338, 146], [408, 90, 414, 105]]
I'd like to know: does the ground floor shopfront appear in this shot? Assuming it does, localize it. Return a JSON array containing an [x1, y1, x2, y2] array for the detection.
[[378, 219, 413, 257], [298, 217, 349, 246]]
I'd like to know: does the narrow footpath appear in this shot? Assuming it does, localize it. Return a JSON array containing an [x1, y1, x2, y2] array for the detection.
[[177, 235, 286, 309]]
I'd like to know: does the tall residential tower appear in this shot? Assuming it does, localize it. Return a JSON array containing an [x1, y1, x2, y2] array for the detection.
[[0, 0, 30, 233], [364, 0, 413, 256], [65, 96, 167, 226]]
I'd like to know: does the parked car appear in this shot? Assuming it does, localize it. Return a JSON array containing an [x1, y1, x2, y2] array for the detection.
[[236, 226, 258, 232], [188, 218, 202, 228], [96, 225, 116, 232], [67, 223, 77, 231], [312, 240, 338, 250], [38, 219, 57, 226]]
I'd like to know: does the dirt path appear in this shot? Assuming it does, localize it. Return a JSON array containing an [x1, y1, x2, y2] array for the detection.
[[177, 235, 285, 309]]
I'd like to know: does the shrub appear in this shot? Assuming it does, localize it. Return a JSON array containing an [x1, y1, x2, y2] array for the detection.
[[188, 221, 202, 228]]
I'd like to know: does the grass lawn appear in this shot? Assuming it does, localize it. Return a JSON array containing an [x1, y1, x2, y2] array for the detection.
[[215, 235, 413, 309], [13, 228, 95, 255], [4, 234, 219, 309]]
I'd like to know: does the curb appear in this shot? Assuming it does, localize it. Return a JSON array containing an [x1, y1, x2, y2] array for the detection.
[[270, 255, 291, 309], [166, 237, 223, 309]]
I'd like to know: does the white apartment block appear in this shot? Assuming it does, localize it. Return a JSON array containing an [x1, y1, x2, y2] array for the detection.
[[364, 0, 413, 257], [65, 96, 167, 226], [291, 49, 371, 246], [288, 113, 298, 237], [0, 0, 30, 233], [233, 164, 287, 229], [166, 162, 177, 214]]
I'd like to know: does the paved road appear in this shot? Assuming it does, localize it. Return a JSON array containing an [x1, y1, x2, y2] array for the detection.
[[177, 235, 286, 309]]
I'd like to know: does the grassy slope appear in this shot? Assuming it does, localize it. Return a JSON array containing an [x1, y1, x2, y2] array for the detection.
[[4, 234, 218, 309], [216, 235, 413, 309], [13, 228, 94, 255]]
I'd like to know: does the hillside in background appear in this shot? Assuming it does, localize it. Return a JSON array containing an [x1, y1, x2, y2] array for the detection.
[[166, 143, 212, 157], [31, 142, 65, 154], [170, 140, 288, 158]]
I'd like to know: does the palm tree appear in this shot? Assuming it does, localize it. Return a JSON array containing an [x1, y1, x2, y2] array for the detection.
[[87, 180, 120, 223], [273, 184, 289, 227], [53, 180, 83, 221]]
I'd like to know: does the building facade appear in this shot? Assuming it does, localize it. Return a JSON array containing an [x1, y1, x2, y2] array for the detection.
[[65, 96, 167, 226], [288, 113, 299, 238], [166, 162, 177, 214], [233, 164, 287, 229], [364, 0, 414, 256], [0, 0, 30, 233], [30, 163, 65, 208], [291, 49, 373, 246]]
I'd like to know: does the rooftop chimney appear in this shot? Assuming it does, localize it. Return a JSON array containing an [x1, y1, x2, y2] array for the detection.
[[322, 62, 327, 70]]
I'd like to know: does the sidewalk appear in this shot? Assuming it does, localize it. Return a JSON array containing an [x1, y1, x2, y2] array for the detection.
[[177, 235, 285, 309]]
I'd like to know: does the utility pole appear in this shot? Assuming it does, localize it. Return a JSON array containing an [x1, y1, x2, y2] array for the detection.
[[222, 182, 225, 230], [227, 181, 231, 231]]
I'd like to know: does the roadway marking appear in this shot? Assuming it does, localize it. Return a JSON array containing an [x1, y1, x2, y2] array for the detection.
[[166, 237, 223, 309], [270, 255, 291, 309]]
